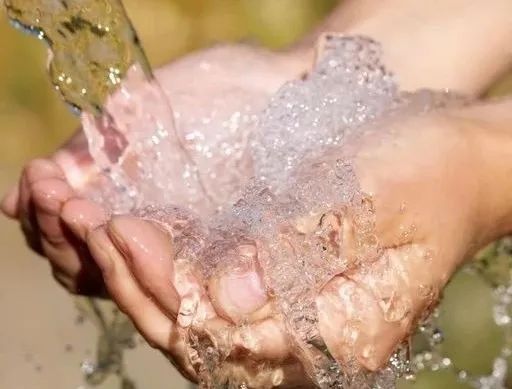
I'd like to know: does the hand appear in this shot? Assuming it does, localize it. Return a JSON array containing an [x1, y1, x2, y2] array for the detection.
[[4, 0, 512, 384], [1, 44, 306, 296], [78, 103, 512, 385], [1, 131, 107, 295]]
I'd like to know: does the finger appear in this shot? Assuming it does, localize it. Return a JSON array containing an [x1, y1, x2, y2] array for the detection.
[[349, 245, 440, 323], [128, 207, 218, 326], [25, 158, 64, 184], [317, 275, 398, 372], [230, 318, 291, 362], [87, 226, 197, 380], [192, 317, 294, 385], [294, 207, 378, 271], [52, 267, 78, 291], [53, 137, 97, 190], [61, 198, 107, 240], [19, 172, 43, 254], [30, 177, 77, 273], [344, 245, 441, 365], [18, 159, 64, 252], [19, 167, 32, 220], [207, 252, 269, 323], [31, 178, 73, 245], [60, 198, 110, 295], [317, 244, 440, 372], [88, 226, 175, 347], [107, 215, 181, 316], [1, 184, 20, 218], [31, 177, 107, 294]]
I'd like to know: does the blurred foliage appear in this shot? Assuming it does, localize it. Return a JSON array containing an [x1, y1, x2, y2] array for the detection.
[[0, 0, 509, 168], [0, 0, 337, 167]]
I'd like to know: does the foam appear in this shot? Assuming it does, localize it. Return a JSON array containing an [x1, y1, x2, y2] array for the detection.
[[8, 2, 503, 383], [100, 35, 464, 388]]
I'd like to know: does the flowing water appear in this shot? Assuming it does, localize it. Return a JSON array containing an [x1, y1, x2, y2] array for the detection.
[[5, 0, 209, 214], [4, 0, 168, 386], [5, 1, 512, 388]]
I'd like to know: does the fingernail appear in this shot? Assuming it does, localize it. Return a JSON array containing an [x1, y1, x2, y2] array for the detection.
[[219, 270, 267, 315]]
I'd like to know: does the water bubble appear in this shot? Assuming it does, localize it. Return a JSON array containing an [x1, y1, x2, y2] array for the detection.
[[441, 358, 452, 368], [431, 328, 444, 345], [80, 359, 96, 376], [7, 5, 485, 384], [493, 305, 511, 326]]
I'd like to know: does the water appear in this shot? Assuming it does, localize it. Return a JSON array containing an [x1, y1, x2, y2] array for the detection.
[[5, 0, 209, 214], [5, 0, 151, 114], [4, 1, 163, 387], [409, 240, 512, 389], [6, 1, 512, 388]]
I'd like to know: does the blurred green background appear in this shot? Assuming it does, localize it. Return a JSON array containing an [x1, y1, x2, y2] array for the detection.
[[1, 1, 512, 388], [0, 0, 338, 169]]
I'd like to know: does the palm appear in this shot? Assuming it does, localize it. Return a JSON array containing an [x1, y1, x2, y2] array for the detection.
[[1, 44, 305, 297]]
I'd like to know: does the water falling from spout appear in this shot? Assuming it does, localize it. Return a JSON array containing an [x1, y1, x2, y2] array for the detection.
[[4, 1, 204, 387], [5, 0, 211, 213], [6, 2, 512, 389]]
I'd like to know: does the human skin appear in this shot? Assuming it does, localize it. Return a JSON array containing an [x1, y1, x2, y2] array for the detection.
[[3, 0, 511, 297], [82, 98, 512, 385], [0, 44, 307, 295], [3, 0, 512, 385]]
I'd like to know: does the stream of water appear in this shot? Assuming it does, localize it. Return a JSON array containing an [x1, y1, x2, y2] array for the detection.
[[4, 1, 172, 387]]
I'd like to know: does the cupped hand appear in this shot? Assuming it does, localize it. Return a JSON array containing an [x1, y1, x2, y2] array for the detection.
[[1, 44, 306, 298], [1, 131, 106, 295], [74, 106, 510, 386]]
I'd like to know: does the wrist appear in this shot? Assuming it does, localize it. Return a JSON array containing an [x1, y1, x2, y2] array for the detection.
[[451, 99, 512, 244], [297, 0, 512, 96]]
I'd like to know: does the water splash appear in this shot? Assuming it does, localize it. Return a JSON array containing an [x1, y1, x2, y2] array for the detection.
[[409, 240, 512, 389], [3, 1, 189, 387], [130, 36, 463, 388], [6, 2, 512, 388], [5, 0, 210, 214], [75, 298, 137, 388]]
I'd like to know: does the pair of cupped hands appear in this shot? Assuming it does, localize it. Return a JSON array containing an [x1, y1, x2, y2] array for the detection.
[[3, 16, 512, 387]]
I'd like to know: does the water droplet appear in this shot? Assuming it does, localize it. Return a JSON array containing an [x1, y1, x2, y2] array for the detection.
[[431, 328, 444, 345], [80, 360, 96, 376]]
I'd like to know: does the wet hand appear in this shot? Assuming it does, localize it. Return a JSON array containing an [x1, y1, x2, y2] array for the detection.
[[0, 45, 306, 299], [75, 107, 512, 385], [1, 131, 107, 295]]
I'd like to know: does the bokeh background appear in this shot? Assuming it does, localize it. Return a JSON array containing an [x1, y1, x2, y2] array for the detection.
[[1, 1, 512, 388]]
